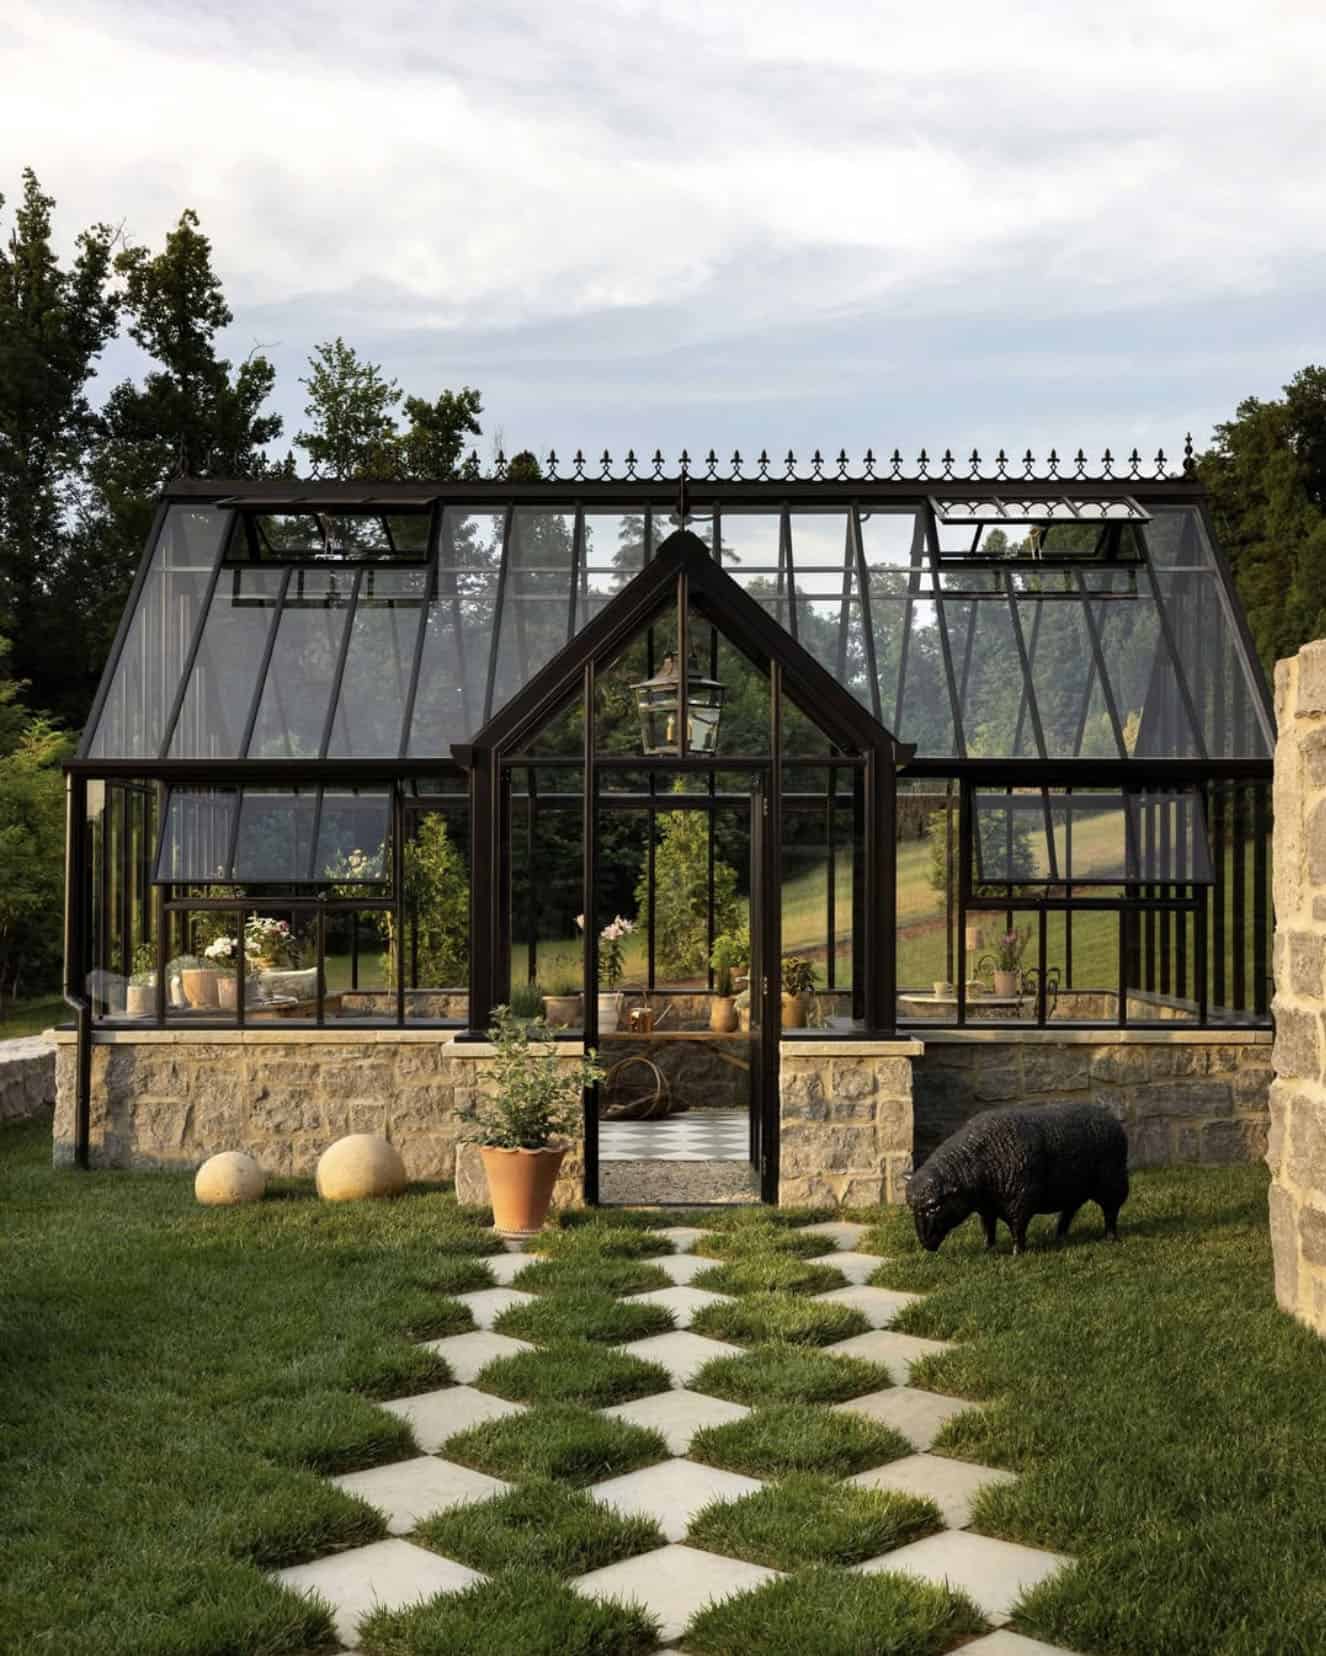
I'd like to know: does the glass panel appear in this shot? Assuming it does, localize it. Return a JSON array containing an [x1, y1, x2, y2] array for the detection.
[[407, 508, 503, 755], [789, 510, 852, 572], [489, 508, 577, 719], [246, 910, 319, 1023], [942, 598, 1034, 758], [1017, 598, 1097, 757], [593, 601, 675, 758], [896, 598, 956, 756], [403, 807, 470, 1023], [326, 567, 426, 757], [89, 506, 228, 759], [719, 511, 781, 575], [165, 911, 240, 1025], [973, 790, 1213, 885], [87, 783, 159, 1021], [1151, 560, 1271, 760], [510, 784, 582, 1031], [242, 510, 430, 560], [327, 910, 392, 1022], [782, 772, 858, 1032], [859, 509, 924, 574], [232, 790, 317, 882], [247, 568, 353, 758], [1047, 909, 1118, 1024], [1123, 908, 1198, 1023], [156, 788, 239, 883], [896, 783, 955, 1023], [314, 790, 391, 883], [1092, 591, 1199, 759], [168, 568, 284, 758]]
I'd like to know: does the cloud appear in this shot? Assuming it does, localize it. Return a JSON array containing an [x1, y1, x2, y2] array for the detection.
[[3, 0, 1321, 461]]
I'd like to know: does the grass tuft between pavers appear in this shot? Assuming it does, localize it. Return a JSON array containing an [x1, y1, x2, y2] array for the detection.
[[692, 1225, 828, 1260], [681, 1563, 986, 1656], [692, 1254, 849, 1297], [531, 1223, 671, 1259], [358, 1566, 661, 1656], [689, 1402, 912, 1479], [690, 1342, 893, 1405], [511, 1256, 673, 1297], [687, 1472, 942, 1569], [442, 1401, 669, 1487], [414, 1476, 666, 1576], [473, 1339, 672, 1407], [690, 1291, 870, 1347], [494, 1287, 675, 1345]]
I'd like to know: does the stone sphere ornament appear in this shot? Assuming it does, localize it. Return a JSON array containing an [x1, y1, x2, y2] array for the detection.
[[195, 1150, 266, 1207], [316, 1134, 407, 1202]]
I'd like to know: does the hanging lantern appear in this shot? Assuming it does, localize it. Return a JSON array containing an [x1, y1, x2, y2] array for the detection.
[[633, 654, 725, 756]]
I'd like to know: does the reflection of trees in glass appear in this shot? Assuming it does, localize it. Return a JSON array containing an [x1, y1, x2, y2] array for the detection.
[[637, 794, 742, 981], [394, 813, 468, 988]]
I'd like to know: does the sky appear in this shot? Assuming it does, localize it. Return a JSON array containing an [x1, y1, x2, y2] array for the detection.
[[3, 0, 1324, 473]]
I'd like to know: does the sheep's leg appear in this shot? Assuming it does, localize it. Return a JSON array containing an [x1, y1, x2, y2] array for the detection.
[[1099, 1171, 1129, 1241], [1056, 1203, 1081, 1241], [979, 1208, 998, 1250], [1007, 1208, 1031, 1255]]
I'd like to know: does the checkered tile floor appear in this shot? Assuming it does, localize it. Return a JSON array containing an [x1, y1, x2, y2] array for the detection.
[[272, 1215, 1079, 1653], [599, 1108, 750, 1162]]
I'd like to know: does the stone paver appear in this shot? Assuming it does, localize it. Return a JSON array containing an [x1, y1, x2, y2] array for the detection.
[[859, 1529, 1071, 1625], [828, 1328, 956, 1385], [834, 1385, 976, 1450], [274, 1538, 482, 1646], [422, 1329, 534, 1383], [963, 1632, 1085, 1655], [589, 1456, 763, 1542], [601, 1388, 751, 1455], [330, 1455, 508, 1534], [627, 1284, 733, 1328], [378, 1385, 525, 1452], [653, 1250, 716, 1285], [797, 1219, 870, 1251], [649, 1226, 711, 1253], [619, 1330, 743, 1387], [807, 1249, 885, 1285], [573, 1543, 778, 1644], [484, 1252, 535, 1286], [849, 1451, 1018, 1528], [456, 1287, 535, 1328], [813, 1283, 922, 1327]]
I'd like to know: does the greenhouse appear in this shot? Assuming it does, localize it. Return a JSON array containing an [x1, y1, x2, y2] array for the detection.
[[59, 463, 1276, 1204]]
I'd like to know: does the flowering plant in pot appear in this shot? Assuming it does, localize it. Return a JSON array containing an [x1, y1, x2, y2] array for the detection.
[[576, 912, 636, 1032], [462, 1007, 604, 1236], [981, 925, 1031, 996]]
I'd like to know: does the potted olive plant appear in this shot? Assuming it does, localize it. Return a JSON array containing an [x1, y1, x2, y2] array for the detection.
[[463, 1007, 604, 1236], [780, 955, 818, 1028], [709, 932, 745, 1032], [126, 944, 157, 1018]]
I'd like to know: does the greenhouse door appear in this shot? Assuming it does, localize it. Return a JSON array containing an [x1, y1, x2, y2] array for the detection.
[[589, 772, 775, 1207]]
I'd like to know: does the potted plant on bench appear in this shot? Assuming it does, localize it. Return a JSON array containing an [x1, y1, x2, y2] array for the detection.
[[710, 931, 745, 1032], [126, 944, 157, 1018], [780, 955, 818, 1028], [463, 1007, 604, 1236]]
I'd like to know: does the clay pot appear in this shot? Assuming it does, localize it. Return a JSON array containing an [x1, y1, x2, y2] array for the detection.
[[994, 969, 1021, 997], [181, 968, 218, 1008], [710, 995, 738, 1033], [480, 1144, 567, 1236], [780, 991, 807, 1029], [542, 993, 582, 1029]]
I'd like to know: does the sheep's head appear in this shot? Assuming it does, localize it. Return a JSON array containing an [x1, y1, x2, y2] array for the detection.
[[906, 1165, 972, 1252]]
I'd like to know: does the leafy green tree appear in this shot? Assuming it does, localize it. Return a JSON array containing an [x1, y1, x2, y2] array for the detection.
[[296, 337, 402, 479], [1198, 366, 1326, 670], [637, 790, 741, 980], [391, 813, 469, 989], [399, 387, 483, 479], [0, 170, 118, 702]]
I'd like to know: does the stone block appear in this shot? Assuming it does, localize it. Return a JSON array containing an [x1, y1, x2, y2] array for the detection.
[[1092, 1087, 1130, 1124], [1300, 1205, 1326, 1269], [1287, 1103, 1326, 1192], [1296, 639, 1326, 714], [838, 1174, 886, 1206], [1201, 1117, 1266, 1166], [1146, 1045, 1178, 1079], [1022, 1048, 1089, 1094], [780, 1065, 825, 1116], [1204, 1046, 1240, 1075], [1174, 1124, 1200, 1162], [777, 1174, 840, 1207], [829, 1058, 878, 1102], [780, 1122, 878, 1176], [1138, 1081, 1233, 1119], [1128, 1118, 1171, 1169], [1090, 1046, 1149, 1087], [1288, 933, 1326, 999], [973, 1067, 1023, 1103], [1268, 1184, 1300, 1314], [1307, 798, 1326, 887], [1266, 1084, 1292, 1176], [1273, 1007, 1319, 1081], [1232, 1064, 1273, 1108]]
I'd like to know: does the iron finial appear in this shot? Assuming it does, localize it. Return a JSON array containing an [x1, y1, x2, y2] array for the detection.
[[651, 449, 665, 481], [624, 448, 638, 480], [916, 448, 929, 479], [1073, 448, 1088, 480], [1127, 448, 1141, 479], [836, 448, 849, 480], [730, 449, 744, 480], [599, 448, 613, 480], [1046, 448, 1060, 480], [940, 448, 954, 480], [572, 449, 586, 481], [757, 449, 770, 480], [889, 448, 903, 480], [783, 448, 797, 480], [862, 448, 877, 480], [704, 448, 718, 480], [968, 448, 982, 480], [1183, 432, 1195, 475], [1101, 448, 1114, 479]]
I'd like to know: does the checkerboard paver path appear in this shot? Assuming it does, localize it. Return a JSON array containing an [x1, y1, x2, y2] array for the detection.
[[269, 1214, 1082, 1653]]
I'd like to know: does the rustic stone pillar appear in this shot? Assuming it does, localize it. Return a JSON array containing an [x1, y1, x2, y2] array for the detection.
[[778, 1040, 920, 1206], [1269, 642, 1326, 1335]]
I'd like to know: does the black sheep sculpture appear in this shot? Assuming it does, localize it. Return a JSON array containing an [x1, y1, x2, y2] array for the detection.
[[907, 1100, 1129, 1255]]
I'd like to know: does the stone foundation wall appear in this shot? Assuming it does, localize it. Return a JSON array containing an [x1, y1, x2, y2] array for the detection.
[[52, 1032, 585, 1208], [912, 1033, 1272, 1169], [778, 1040, 918, 1207], [1, 1035, 56, 1122], [1268, 643, 1326, 1335]]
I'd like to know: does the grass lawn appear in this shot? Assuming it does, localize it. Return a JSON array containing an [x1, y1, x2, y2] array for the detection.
[[4, 1118, 1322, 1656], [0, 992, 66, 1041]]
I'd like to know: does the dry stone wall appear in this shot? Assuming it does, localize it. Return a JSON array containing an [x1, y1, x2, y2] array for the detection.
[[912, 1035, 1271, 1168], [1268, 643, 1326, 1335], [1, 1035, 56, 1122], [778, 1041, 918, 1207]]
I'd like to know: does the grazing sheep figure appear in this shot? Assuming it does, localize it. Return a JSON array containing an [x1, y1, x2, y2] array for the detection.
[[907, 1101, 1129, 1256]]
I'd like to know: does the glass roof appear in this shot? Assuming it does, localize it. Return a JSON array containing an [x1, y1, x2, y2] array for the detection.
[[85, 492, 1273, 764]]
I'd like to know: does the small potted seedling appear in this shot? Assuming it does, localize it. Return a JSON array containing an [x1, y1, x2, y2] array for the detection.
[[780, 955, 818, 1028], [508, 980, 545, 1028], [542, 971, 583, 1029], [709, 932, 745, 1032], [463, 1007, 604, 1236], [126, 944, 157, 1018], [982, 925, 1031, 997]]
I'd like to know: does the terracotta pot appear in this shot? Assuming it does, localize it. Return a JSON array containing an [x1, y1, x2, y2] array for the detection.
[[126, 984, 154, 1018], [994, 969, 1021, 996], [181, 967, 218, 1008], [479, 1144, 568, 1236], [710, 994, 738, 1033], [542, 993, 582, 1029], [780, 991, 807, 1029]]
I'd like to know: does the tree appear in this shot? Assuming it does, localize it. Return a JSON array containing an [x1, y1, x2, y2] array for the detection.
[[399, 387, 482, 480], [636, 791, 741, 981], [296, 337, 402, 479], [0, 170, 118, 696], [1198, 367, 1326, 670]]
